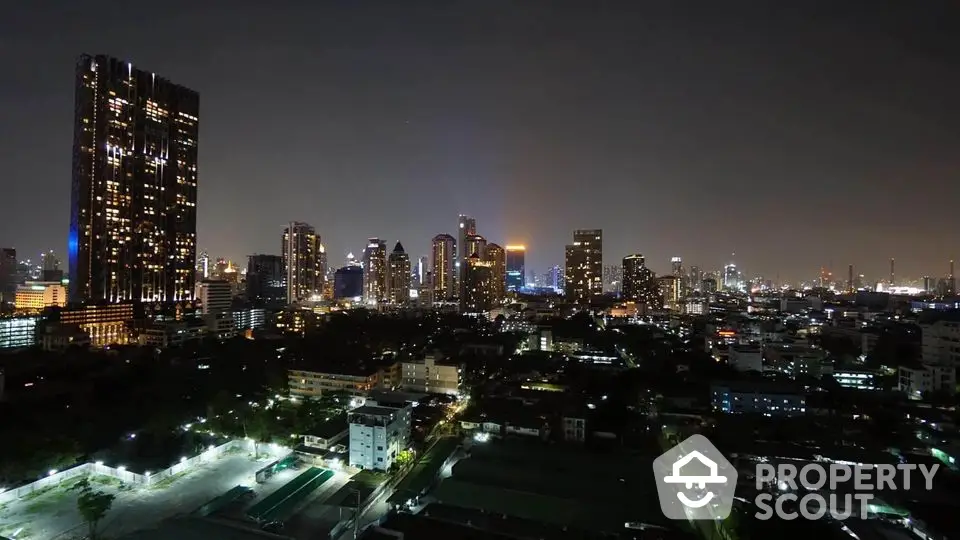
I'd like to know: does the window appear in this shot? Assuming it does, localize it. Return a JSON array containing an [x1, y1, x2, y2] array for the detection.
[[377, 446, 383, 451], [377, 457, 383, 462]]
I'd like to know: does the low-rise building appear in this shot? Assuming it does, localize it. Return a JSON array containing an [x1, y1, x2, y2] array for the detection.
[[920, 313, 960, 367], [57, 303, 135, 347], [15, 281, 67, 312], [302, 414, 349, 451], [899, 363, 956, 398], [139, 320, 206, 348], [833, 367, 880, 391], [400, 354, 461, 396], [711, 381, 806, 417], [348, 401, 411, 471], [765, 342, 827, 378], [288, 364, 386, 399]]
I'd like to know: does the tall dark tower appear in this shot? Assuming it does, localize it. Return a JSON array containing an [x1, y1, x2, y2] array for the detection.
[[848, 264, 854, 293], [70, 55, 199, 303], [889, 258, 895, 287]]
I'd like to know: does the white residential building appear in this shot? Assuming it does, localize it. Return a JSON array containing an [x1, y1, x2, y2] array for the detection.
[[921, 318, 960, 367], [400, 355, 461, 396], [899, 364, 956, 398], [348, 401, 411, 471], [196, 280, 235, 339]]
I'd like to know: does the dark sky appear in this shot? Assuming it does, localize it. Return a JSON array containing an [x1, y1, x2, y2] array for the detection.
[[1, 1, 957, 283]]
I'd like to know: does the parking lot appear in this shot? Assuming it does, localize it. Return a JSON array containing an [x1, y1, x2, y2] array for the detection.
[[0, 453, 271, 540]]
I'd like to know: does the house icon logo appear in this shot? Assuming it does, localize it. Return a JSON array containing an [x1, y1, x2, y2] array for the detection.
[[653, 434, 737, 520]]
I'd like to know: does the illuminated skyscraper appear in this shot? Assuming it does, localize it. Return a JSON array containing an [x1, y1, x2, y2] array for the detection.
[[457, 215, 476, 298], [386, 242, 411, 305], [657, 275, 681, 309], [41, 251, 63, 282], [465, 234, 487, 260], [282, 222, 323, 303], [564, 229, 602, 304], [723, 263, 740, 291], [505, 246, 525, 292], [485, 243, 506, 304], [622, 254, 658, 304], [363, 238, 387, 304], [462, 254, 493, 313], [671, 257, 683, 277], [431, 234, 456, 301], [69, 54, 199, 303]]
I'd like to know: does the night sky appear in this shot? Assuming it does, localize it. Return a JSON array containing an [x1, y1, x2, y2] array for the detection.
[[1, 1, 957, 283]]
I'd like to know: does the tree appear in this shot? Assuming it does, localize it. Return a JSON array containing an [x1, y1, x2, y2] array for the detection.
[[72, 478, 116, 540]]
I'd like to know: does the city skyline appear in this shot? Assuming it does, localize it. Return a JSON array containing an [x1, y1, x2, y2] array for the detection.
[[1, 1, 957, 283]]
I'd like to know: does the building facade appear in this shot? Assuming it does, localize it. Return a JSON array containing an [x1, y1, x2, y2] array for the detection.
[[400, 355, 462, 395], [196, 279, 234, 339], [246, 254, 285, 307], [505, 245, 525, 292], [282, 222, 324, 304], [462, 255, 494, 313], [363, 238, 387, 305], [386, 242, 411, 305], [333, 265, 364, 299], [348, 402, 412, 471], [485, 243, 506, 304], [15, 282, 67, 312], [458, 215, 477, 299], [431, 234, 456, 301], [0, 316, 38, 349], [288, 367, 384, 399], [621, 254, 658, 305], [70, 54, 199, 303], [564, 229, 602, 304], [1, 248, 17, 305]]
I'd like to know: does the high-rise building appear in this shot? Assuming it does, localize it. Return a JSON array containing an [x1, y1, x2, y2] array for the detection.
[[622, 254, 658, 305], [848, 264, 855, 293], [457, 215, 477, 298], [431, 234, 456, 301], [465, 234, 487, 260], [0, 248, 16, 305], [415, 256, 428, 287], [505, 246, 526, 292], [282, 222, 323, 303], [889, 258, 896, 287], [386, 242, 411, 305], [197, 251, 210, 281], [602, 265, 622, 294], [69, 54, 199, 304], [246, 254, 285, 308], [363, 238, 387, 304], [564, 229, 602, 304], [657, 275, 681, 309], [671, 257, 683, 277], [40, 251, 63, 282], [546, 265, 564, 291], [723, 263, 740, 291], [485, 243, 506, 304], [333, 266, 364, 299], [462, 254, 494, 313], [195, 279, 234, 339], [688, 266, 702, 292]]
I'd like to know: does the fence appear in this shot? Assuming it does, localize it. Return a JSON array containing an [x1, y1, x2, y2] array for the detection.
[[0, 438, 290, 505]]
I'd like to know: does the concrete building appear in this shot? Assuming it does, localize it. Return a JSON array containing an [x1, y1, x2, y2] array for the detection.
[[765, 343, 827, 378], [462, 254, 494, 313], [195, 280, 235, 339], [57, 302, 135, 347], [711, 381, 806, 416], [348, 401, 412, 471], [288, 365, 386, 399], [920, 315, 960, 367], [899, 364, 956, 398], [457, 215, 477, 299], [505, 245, 525, 292], [282, 222, 324, 304], [15, 282, 67, 312], [400, 354, 462, 395], [833, 368, 880, 391]]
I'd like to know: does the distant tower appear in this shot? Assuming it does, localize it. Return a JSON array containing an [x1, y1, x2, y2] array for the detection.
[[848, 264, 854, 293], [949, 259, 957, 295], [363, 238, 387, 304], [386, 242, 411, 305], [431, 234, 456, 301], [564, 230, 603, 304], [889, 258, 895, 287], [484, 243, 506, 304], [457, 215, 477, 298], [282, 222, 323, 304]]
